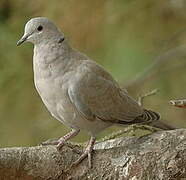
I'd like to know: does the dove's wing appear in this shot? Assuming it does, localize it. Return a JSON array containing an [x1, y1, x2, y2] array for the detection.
[[68, 60, 143, 123]]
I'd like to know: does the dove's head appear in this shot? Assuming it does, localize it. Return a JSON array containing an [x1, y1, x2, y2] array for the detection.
[[17, 17, 63, 46]]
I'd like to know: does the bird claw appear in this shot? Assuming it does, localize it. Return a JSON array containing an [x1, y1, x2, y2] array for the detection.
[[88, 151, 92, 168], [71, 136, 96, 168], [56, 139, 65, 151], [41, 138, 82, 154], [40, 129, 80, 149], [71, 149, 93, 169], [41, 138, 67, 150]]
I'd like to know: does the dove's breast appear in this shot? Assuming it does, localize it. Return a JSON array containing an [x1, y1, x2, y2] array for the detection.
[[32, 55, 74, 121]]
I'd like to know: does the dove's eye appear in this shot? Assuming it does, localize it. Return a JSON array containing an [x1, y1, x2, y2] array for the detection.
[[37, 25, 43, 31]]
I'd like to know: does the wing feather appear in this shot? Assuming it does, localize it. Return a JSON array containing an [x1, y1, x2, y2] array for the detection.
[[68, 60, 143, 123]]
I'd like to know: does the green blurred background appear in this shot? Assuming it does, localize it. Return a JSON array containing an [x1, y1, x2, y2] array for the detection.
[[1, 0, 186, 147]]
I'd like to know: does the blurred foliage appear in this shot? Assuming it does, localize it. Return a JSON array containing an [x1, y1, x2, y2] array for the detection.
[[0, 0, 186, 147]]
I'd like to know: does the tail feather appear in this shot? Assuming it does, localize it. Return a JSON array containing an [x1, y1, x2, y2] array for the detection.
[[151, 120, 176, 130], [111, 109, 176, 130], [135, 109, 160, 123], [134, 109, 176, 130], [112, 109, 160, 125]]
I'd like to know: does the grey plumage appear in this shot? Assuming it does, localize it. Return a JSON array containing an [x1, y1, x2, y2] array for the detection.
[[17, 17, 161, 167]]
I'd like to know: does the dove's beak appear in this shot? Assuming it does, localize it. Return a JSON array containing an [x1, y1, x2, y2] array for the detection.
[[17, 34, 29, 46], [17, 33, 33, 46]]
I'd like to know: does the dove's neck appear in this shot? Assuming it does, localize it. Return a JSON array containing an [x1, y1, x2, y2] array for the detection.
[[34, 39, 71, 62], [33, 40, 80, 79]]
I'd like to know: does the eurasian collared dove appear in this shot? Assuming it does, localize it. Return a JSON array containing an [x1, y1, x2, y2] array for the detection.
[[17, 17, 164, 168]]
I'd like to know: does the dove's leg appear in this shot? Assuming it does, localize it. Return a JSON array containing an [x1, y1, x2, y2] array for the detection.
[[56, 129, 80, 150], [41, 129, 80, 150], [72, 136, 96, 168]]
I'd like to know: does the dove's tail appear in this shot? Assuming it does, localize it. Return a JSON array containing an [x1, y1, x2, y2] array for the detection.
[[134, 109, 176, 130], [105, 109, 176, 130]]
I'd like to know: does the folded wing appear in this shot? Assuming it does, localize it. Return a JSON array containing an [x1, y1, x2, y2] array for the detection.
[[68, 60, 144, 124]]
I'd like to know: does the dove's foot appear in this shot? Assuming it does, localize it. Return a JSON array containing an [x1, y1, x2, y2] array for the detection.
[[71, 136, 96, 168], [41, 129, 80, 150]]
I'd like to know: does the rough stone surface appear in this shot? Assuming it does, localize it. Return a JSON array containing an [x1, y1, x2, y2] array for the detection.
[[0, 129, 186, 179]]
